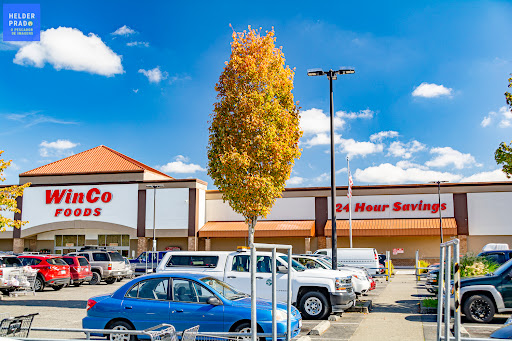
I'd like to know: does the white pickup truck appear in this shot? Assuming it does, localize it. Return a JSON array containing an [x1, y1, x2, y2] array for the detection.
[[156, 250, 356, 319]]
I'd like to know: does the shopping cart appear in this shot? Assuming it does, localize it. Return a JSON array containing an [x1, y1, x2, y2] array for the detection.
[[145, 324, 179, 341], [9, 271, 37, 297], [0, 313, 38, 338]]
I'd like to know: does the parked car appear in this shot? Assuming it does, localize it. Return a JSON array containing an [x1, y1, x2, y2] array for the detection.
[[292, 254, 371, 295], [117, 257, 134, 281], [490, 315, 512, 339], [314, 248, 380, 275], [478, 250, 512, 265], [129, 251, 167, 276], [83, 272, 302, 340], [425, 269, 439, 293], [455, 258, 512, 323], [61, 256, 93, 286], [156, 250, 356, 320], [0, 254, 24, 295], [18, 255, 70, 292], [68, 248, 125, 285]]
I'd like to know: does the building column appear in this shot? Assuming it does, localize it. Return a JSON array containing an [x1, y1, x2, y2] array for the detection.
[[13, 238, 24, 253], [137, 237, 148, 255], [205, 238, 211, 251], [326, 237, 332, 249], [458, 235, 468, 254], [317, 236, 327, 250], [304, 238, 311, 253], [188, 236, 197, 251]]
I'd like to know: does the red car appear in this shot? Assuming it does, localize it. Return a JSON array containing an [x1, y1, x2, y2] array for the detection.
[[18, 255, 70, 292], [61, 256, 93, 286]]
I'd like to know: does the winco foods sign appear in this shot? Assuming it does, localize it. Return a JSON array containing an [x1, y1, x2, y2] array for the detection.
[[22, 184, 138, 229]]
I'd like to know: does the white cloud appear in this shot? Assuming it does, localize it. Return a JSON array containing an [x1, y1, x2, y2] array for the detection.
[[396, 160, 428, 170], [354, 163, 462, 184], [13, 27, 124, 77], [388, 140, 425, 159], [302, 133, 343, 147], [369, 131, 399, 142], [39, 139, 79, 158], [5, 112, 77, 127], [412, 82, 453, 98], [481, 115, 493, 127], [132, 89, 139, 93], [313, 172, 330, 183], [339, 138, 384, 158], [169, 74, 192, 84], [287, 176, 304, 186], [127, 41, 149, 47], [336, 109, 374, 119], [426, 147, 480, 169], [461, 169, 511, 182], [498, 106, 512, 128], [159, 155, 205, 174], [336, 167, 348, 174], [138, 66, 168, 83], [300, 108, 344, 135], [111, 25, 136, 36]]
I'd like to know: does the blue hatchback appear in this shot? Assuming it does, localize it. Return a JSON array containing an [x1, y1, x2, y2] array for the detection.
[[83, 272, 301, 340]]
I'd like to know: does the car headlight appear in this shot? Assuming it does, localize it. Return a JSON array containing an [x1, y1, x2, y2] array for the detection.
[[275, 310, 287, 321], [335, 277, 352, 291]]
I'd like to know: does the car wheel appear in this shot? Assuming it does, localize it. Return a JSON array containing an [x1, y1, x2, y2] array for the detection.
[[463, 294, 495, 323], [105, 277, 117, 285], [116, 277, 123, 282], [233, 322, 264, 341], [34, 276, 45, 292], [0, 288, 14, 295], [299, 291, 330, 320], [52, 284, 65, 291], [108, 320, 137, 341], [89, 272, 101, 285]]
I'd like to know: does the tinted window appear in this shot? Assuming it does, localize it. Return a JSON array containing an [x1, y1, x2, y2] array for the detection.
[[47, 258, 67, 266], [1, 257, 22, 267], [232, 255, 249, 272], [62, 258, 76, 266], [20, 258, 41, 266], [129, 278, 169, 300], [92, 253, 109, 261], [78, 258, 89, 266], [173, 279, 199, 303], [485, 253, 504, 264], [79, 253, 90, 261], [108, 252, 124, 262], [166, 256, 218, 268]]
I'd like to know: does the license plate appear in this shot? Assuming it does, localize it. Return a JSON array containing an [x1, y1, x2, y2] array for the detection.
[[60, 270, 66, 274]]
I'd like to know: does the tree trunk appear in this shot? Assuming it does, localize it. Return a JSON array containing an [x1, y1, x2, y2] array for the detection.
[[248, 216, 258, 341]]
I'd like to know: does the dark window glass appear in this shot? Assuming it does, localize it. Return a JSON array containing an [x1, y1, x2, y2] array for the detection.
[[137, 278, 169, 300], [108, 252, 124, 262], [172, 279, 198, 303], [1, 257, 22, 267], [126, 283, 139, 298], [79, 253, 90, 261], [78, 258, 89, 266], [232, 255, 250, 272], [166, 256, 218, 268], [92, 253, 109, 262], [62, 258, 75, 266], [47, 258, 67, 266]]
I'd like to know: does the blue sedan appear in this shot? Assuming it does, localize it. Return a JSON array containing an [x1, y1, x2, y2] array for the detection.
[[83, 272, 302, 340]]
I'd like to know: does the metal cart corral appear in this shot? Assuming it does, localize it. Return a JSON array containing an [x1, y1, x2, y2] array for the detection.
[[0, 313, 38, 338]]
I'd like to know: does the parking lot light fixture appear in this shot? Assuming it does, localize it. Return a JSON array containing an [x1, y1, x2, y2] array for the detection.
[[308, 68, 355, 270], [429, 181, 448, 243], [146, 185, 163, 253]]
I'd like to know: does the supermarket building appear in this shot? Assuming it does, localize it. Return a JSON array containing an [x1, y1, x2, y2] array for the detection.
[[2, 145, 512, 264]]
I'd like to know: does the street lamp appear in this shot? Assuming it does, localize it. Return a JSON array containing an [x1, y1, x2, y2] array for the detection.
[[308, 68, 355, 270], [429, 181, 448, 243], [146, 185, 163, 252]]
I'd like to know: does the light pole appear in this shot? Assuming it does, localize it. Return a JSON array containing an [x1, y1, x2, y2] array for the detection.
[[429, 181, 448, 243], [146, 184, 163, 252], [308, 68, 355, 270]]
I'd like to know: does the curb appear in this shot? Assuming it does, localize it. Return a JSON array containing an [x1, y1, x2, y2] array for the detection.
[[295, 336, 312, 341], [328, 314, 341, 321], [308, 320, 331, 335], [346, 300, 372, 313]]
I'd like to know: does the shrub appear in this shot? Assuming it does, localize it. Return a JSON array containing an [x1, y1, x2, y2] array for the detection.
[[422, 298, 438, 308], [460, 252, 500, 277]]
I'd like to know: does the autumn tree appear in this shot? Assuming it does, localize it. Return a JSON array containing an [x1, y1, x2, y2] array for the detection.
[[495, 75, 512, 177], [0, 150, 30, 232], [207, 26, 302, 244]]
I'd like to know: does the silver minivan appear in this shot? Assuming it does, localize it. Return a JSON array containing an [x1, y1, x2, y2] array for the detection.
[[314, 248, 380, 275]]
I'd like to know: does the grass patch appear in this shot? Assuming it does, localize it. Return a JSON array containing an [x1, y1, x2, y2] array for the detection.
[[422, 298, 438, 308]]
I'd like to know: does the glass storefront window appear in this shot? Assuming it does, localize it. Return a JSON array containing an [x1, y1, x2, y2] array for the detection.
[[106, 235, 120, 246], [63, 235, 77, 247], [122, 235, 130, 247], [98, 235, 107, 246], [77, 235, 85, 246], [55, 235, 63, 247]]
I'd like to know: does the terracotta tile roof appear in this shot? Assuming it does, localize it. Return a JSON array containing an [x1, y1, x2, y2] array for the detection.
[[325, 218, 457, 237], [199, 221, 315, 238], [20, 145, 173, 179]]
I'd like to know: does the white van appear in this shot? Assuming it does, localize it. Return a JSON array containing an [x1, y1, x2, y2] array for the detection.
[[314, 248, 380, 275]]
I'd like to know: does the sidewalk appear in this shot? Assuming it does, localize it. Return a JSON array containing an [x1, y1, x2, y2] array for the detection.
[[350, 272, 425, 341]]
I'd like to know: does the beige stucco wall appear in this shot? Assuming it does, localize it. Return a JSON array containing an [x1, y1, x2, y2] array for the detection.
[[156, 237, 188, 251], [204, 237, 317, 254], [467, 235, 512, 254]]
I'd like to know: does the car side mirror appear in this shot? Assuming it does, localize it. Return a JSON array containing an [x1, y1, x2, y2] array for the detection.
[[277, 265, 288, 273], [207, 296, 222, 306]]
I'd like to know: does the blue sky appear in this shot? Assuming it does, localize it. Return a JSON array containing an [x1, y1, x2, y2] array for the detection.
[[1, 0, 512, 188]]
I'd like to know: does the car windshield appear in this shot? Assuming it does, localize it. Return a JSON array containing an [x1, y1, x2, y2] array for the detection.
[[200, 276, 247, 300], [316, 258, 332, 269], [279, 256, 306, 272], [61, 258, 75, 266], [492, 258, 512, 276], [0, 257, 22, 267]]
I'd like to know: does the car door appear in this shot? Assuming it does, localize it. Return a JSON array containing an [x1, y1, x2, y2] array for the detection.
[[169, 278, 224, 332], [121, 277, 171, 330]]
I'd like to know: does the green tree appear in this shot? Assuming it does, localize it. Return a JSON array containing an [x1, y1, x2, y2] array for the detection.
[[495, 75, 512, 177], [207, 26, 302, 244], [0, 150, 30, 232]]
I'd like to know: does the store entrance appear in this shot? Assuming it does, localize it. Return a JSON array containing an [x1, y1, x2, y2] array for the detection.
[[98, 234, 130, 257], [54, 235, 85, 255]]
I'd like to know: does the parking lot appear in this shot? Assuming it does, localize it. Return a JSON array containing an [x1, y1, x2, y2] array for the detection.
[[0, 271, 508, 340]]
